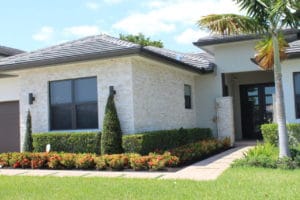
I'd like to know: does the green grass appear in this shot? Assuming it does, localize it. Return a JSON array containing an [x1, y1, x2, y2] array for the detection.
[[0, 167, 299, 200]]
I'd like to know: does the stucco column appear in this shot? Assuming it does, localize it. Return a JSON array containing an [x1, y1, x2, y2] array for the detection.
[[216, 96, 235, 146]]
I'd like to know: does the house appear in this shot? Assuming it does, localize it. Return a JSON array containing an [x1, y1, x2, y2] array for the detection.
[[0, 30, 299, 152]]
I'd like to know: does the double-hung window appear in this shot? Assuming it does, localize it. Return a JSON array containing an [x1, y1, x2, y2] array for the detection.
[[49, 77, 98, 130]]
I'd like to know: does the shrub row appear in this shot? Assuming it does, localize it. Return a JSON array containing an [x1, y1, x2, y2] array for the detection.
[[33, 128, 212, 155], [123, 128, 212, 155], [169, 137, 231, 165], [232, 143, 300, 170], [0, 152, 178, 171], [33, 132, 101, 153], [0, 138, 229, 170], [261, 123, 300, 146]]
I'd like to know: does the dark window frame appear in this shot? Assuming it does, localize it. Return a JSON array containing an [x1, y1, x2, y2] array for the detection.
[[49, 76, 98, 130], [293, 72, 300, 119], [184, 84, 192, 109]]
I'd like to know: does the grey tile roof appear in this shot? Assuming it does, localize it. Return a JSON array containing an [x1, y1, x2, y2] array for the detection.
[[286, 40, 300, 58], [0, 34, 215, 74], [0, 45, 24, 56], [143, 46, 215, 72], [194, 29, 300, 47]]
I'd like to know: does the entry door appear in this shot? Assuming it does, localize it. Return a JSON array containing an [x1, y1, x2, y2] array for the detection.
[[240, 84, 275, 139]]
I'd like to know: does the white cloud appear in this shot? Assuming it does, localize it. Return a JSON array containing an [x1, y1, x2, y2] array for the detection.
[[32, 26, 54, 42], [175, 28, 208, 44], [146, 1, 165, 8], [113, 13, 176, 35], [103, 0, 124, 4], [85, 2, 100, 10], [63, 25, 101, 37], [113, 0, 241, 35]]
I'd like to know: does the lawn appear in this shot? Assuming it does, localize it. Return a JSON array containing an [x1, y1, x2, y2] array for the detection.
[[0, 167, 299, 200]]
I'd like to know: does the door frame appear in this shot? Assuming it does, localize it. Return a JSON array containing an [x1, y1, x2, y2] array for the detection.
[[240, 82, 274, 139]]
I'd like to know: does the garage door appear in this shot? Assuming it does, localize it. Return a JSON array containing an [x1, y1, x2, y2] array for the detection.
[[0, 101, 20, 152]]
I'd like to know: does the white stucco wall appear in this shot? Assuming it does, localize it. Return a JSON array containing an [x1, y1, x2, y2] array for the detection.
[[195, 72, 221, 136], [0, 77, 20, 102], [131, 56, 198, 132], [214, 40, 261, 73], [17, 57, 135, 150], [282, 58, 300, 123]]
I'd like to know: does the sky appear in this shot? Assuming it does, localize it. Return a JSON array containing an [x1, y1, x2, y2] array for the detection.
[[0, 0, 241, 53]]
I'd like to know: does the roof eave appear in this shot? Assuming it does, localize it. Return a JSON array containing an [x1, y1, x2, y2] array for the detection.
[[287, 52, 300, 59], [194, 29, 300, 47]]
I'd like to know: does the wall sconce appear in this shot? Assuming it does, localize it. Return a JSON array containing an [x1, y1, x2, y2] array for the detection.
[[109, 86, 116, 96], [28, 93, 36, 105]]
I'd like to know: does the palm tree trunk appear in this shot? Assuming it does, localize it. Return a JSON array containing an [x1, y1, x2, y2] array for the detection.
[[272, 33, 290, 158]]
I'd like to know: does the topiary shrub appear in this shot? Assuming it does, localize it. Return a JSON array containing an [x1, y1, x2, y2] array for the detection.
[[23, 110, 33, 152], [101, 93, 123, 155]]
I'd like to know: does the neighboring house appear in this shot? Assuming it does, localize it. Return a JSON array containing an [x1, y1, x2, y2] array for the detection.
[[0, 29, 299, 152], [0, 45, 25, 152]]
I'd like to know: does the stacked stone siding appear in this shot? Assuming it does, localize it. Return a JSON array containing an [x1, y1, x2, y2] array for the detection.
[[18, 57, 135, 149], [131, 56, 198, 132]]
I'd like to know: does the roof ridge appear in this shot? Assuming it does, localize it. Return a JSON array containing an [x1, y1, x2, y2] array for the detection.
[[0, 45, 25, 56], [145, 45, 210, 60], [97, 34, 141, 48]]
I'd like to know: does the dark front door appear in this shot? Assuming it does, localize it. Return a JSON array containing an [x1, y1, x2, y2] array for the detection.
[[240, 84, 275, 139]]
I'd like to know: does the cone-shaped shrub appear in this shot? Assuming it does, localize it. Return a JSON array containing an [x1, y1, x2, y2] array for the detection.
[[23, 110, 33, 152], [101, 94, 123, 154]]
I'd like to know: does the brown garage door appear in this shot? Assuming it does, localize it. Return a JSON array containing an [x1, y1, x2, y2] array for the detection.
[[0, 101, 20, 152]]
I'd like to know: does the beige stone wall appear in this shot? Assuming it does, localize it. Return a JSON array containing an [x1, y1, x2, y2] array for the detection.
[[131, 56, 198, 132], [216, 97, 234, 146], [18, 57, 135, 149]]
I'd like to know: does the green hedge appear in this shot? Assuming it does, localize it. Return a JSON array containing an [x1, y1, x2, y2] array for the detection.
[[123, 128, 212, 155], [32, 128, 212, 155], [33, 132, 101, 153], [261, 123, 300, 146]]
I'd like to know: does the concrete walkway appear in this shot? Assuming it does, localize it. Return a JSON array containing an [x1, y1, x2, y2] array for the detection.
[[0, 142, 254, 181]]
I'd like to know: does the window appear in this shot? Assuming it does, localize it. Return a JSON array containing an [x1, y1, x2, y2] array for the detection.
[[294, 73, 300, 118], [49, 77, 98, 130], [184, 84, 192, 109]]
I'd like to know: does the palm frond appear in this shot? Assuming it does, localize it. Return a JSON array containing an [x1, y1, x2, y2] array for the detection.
[[271, 0, 300, 29], [197, 14, 264, 35], [235, 0, 270, 28], [254, 33, 289, 70]]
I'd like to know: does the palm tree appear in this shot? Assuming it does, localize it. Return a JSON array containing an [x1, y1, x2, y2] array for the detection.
[[198, 0, 299, 158]]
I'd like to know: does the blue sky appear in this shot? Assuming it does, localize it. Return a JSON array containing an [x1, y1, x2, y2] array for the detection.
[[0, 0, 240, 53]]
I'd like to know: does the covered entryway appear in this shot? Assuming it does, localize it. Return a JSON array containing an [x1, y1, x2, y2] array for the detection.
[[222, 71, 275, 140], [0, 101, 20, 152]]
